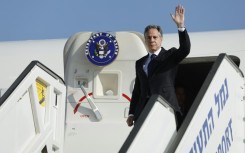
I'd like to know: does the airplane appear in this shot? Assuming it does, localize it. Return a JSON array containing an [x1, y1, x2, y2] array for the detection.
[[0, 29, 244, 92], [0, 29, 244, 153]]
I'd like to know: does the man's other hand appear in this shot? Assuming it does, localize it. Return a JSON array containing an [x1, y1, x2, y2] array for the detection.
[[126, 116, 134, 127]]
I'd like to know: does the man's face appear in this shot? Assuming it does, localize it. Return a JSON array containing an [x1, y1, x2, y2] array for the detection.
[[145, 28, 163, 53]]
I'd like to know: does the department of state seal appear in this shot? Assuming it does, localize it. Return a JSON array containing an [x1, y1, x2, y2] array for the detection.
[[85, 32, 119, 66]]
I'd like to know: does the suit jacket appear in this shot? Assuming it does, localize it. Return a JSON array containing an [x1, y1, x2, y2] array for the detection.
[[129, 29, 191, 121]]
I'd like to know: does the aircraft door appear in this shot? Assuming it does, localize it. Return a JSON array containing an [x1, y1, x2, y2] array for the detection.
[[63, 31, 147, 153]]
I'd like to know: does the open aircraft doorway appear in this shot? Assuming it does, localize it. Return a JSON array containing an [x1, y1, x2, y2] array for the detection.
[[120, 54, 244, 153]]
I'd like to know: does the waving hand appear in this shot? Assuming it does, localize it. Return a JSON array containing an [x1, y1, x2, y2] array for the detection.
[[171, 4, 185, 28]]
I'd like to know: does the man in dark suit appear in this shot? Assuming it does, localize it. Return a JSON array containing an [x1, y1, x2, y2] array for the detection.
[[127, 4, 191, 128]]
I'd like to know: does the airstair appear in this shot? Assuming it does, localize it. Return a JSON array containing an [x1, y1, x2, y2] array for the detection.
[[120, 54, 245, 153], [0, 61, 66, 153]]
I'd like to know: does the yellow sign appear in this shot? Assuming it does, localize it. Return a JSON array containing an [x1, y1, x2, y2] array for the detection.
[[36, 80, 47, 107]]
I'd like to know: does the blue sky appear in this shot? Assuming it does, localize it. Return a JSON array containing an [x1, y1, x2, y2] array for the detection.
[[0, 0, 245, 41]]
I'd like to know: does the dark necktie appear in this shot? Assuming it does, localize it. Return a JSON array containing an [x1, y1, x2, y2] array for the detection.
[[148, 54, 156, 75]]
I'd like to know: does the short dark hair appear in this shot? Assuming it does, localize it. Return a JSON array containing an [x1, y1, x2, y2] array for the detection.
[[144, 25, 163, 37]]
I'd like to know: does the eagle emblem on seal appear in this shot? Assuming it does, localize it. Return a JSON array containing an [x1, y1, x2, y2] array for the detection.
[[85, 32, 119, 66]]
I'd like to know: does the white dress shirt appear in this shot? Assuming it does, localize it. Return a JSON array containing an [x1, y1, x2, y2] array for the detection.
[[143, 48, 161, 75]]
